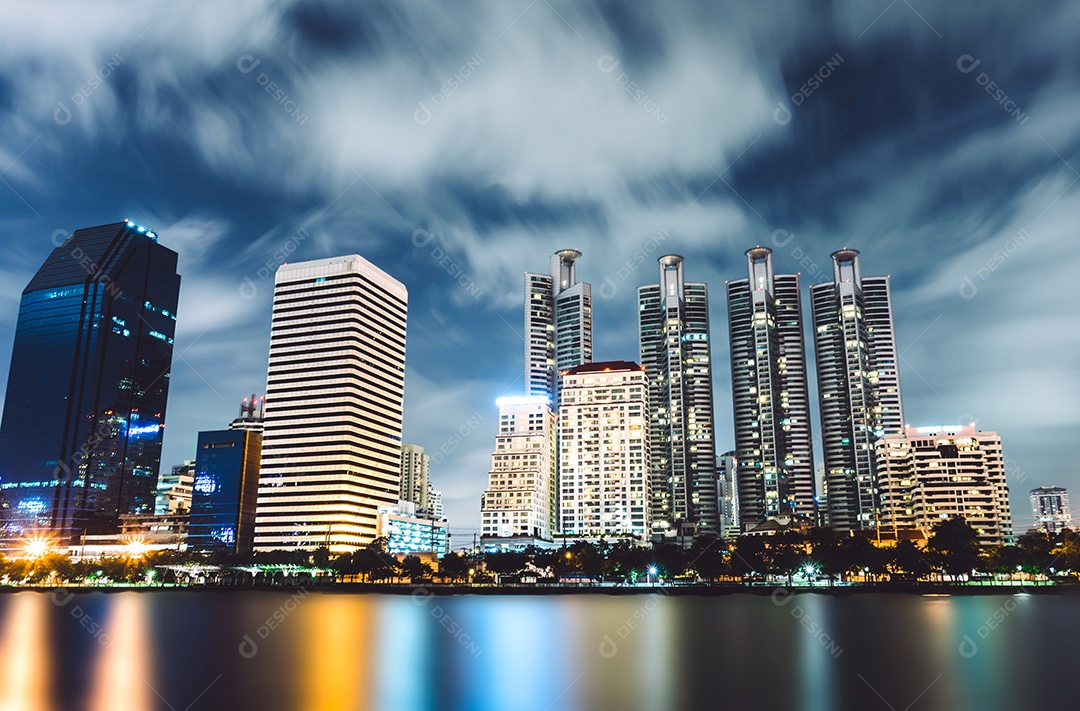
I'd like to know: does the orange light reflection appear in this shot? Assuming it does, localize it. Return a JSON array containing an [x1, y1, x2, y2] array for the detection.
[[0, 593, 54, 711]]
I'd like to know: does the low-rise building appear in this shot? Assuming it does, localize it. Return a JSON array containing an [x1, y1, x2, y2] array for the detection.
[[876, 424, 1013, 546], [377, 501, 448, 556]]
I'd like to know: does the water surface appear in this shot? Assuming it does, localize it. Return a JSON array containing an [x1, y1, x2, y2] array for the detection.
[[0, 590, 1074, 710]]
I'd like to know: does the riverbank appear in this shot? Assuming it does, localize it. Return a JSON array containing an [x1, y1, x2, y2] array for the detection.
[[3, 581, 1077, 596]]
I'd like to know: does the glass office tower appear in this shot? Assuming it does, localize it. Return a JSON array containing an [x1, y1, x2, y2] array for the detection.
[[189, 426, 262, 554], [0, 221, 181, 542]]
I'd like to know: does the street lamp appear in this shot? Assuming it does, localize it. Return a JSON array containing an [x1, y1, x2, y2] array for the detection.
[[22, 533, 52, 559], [647, 566, 658, 585]]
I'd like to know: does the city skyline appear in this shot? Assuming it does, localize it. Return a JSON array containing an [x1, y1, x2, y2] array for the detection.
[[1, 3, 1078, 538], [0, 225, 1067, 542]]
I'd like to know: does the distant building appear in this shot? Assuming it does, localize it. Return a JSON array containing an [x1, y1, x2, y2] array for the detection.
[[638, 255, 718, 538], [480, 535, 561, 554], [156, 462, 194, 515], [188, 411, 263, 554], [810, 248, 904, 532], [481, 396, 558, 541], [815, 462, 828, 527], [401, 443, 431, 514], [525, 249, 593, 406], [229, 394, 265, 433], [254, 255, 407, 553], [876, 424, 1013, 546], [1030, 486, 1071, 535], [726, 247, 815, 527], [63, 513, 187, 560], [428, 489, 444, 520], [716, 451, 740, 539], [559, 362, 651, 542], [0, 220, 181, 541], [377, 500, 448, 556]]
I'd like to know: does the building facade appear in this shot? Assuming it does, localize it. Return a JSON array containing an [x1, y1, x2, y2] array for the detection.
[[188, 414, 263, 554], [428, 489, 444, 520], [376, 500, 449, 556], [480, 396, 558, 541], [525, 249, 593, 406], [1030, 486, 1071, 535], [0, 220, 180, 542], [638, 255, 718, 539], [716, 450, 740, 540], [810, 248, 904, 532], [876, 425, 1012, 546], [726, 247, 815, 529], [155, 461, 194, 516], [400, 443, 431, 515], [254, 255, 408, 553], [558, 362, 651, 541]]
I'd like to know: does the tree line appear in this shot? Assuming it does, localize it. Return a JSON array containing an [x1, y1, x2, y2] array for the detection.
[[1, 518, 1076, 586]]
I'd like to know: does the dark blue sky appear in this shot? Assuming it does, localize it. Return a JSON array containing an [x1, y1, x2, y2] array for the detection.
[[1, 1, 1077, 537]]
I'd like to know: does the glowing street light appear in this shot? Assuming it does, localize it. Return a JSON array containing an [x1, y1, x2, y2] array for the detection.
[[125, 538, 149, 558], [22, 533, 53, 559]]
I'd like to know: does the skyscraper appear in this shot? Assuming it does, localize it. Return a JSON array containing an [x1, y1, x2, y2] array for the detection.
[[638, 255, 718, 539], [400, 443, 431, 515], [810, 249, 904, 532], [559, 361, 651, 541], [726, 247, 815, 529], [0, 220, 180, 541], [525, 249, 592, 406], [188, 397, 264, 553], [253, 254, 408, 553], [875, 424, 1012, 546], [480, 396, 558, 541], [1030, 486, 1071, 535]]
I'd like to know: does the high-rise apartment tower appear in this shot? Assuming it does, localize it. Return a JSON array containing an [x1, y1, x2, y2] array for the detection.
[[638, 255, 718, 538]]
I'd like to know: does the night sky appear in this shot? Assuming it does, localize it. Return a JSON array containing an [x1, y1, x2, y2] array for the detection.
[[0, 1, 1077, 539]]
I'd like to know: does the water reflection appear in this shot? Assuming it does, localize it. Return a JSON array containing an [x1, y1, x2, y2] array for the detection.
[[1, 591, 1079, 710], [0, 593, 53, 711], [87, 593, 153, 711], [298, 595, 372, 711]]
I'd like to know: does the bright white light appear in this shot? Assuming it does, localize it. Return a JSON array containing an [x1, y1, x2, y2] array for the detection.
[[24, 539, 49, 558], [648, 566, 658, 576]]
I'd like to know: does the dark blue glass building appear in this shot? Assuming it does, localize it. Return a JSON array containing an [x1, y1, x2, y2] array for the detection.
[[189, 428, 262, 553], [0, 221, 180, 541]]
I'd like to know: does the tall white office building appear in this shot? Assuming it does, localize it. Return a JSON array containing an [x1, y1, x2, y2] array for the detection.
[[638, 255, 718, 539], [480, 396, 558, 541], [876, 424, 1012, 546], [810, 248, 904, 532], [254, 255, 408, 553], [559, 362, 651, 541], [525, 249, 593, 407]]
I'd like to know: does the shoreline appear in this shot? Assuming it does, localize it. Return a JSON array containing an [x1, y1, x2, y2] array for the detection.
[[2, 582, 1075, 596]]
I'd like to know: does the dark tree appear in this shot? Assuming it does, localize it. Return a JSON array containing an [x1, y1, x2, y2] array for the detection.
[[927, 517, 981, 580]]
